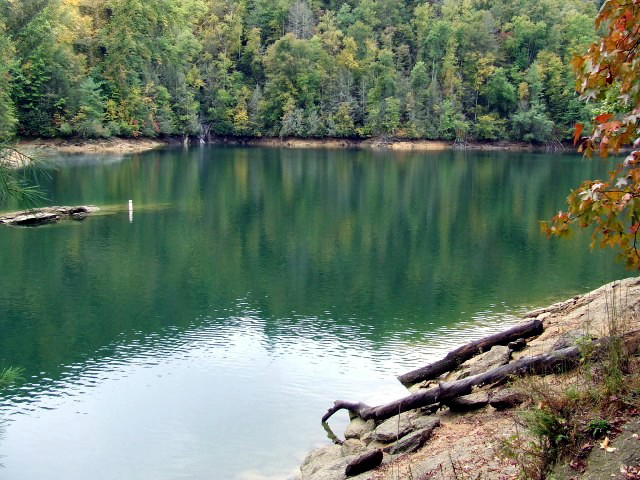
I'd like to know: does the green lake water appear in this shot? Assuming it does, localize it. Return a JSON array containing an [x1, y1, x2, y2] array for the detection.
[[0, 147, 629, 479]]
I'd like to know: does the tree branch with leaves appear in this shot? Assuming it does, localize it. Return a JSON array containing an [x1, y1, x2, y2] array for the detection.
[[542, 0, 640, 269]]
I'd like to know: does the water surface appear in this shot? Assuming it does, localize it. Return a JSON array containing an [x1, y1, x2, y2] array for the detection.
[[0, 147, 627, 479]]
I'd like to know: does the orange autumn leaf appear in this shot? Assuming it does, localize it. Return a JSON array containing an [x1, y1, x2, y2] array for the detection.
[[574, 123, 584, 145], [595, 113, 613, 124]]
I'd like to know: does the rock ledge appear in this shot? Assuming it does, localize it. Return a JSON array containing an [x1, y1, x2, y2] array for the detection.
[[0, 206, 100, 226]]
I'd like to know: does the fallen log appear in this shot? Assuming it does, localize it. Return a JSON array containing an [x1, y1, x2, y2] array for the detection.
[[397, 319, 544, 385], [345, 449, 383, 477], [323, 330, 640, 424]]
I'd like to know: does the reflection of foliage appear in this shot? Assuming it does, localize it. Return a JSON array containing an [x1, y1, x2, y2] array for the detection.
[[0, 147, 48, 205], [542, 0, 640, 268], [0, 149, 625, 381]]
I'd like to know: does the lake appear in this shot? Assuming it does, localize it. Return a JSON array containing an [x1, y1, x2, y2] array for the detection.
[[0, 146, 627, 479]]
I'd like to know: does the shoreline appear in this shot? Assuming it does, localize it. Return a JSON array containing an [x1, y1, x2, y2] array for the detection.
[[296, 277, 640, 480], [14, 136, 563, 155], [214, 136, 551, 152]]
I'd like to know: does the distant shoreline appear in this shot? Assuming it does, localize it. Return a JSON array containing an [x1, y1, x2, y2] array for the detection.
[[15, 136, 566, 155], [210, 136, 551, 152]]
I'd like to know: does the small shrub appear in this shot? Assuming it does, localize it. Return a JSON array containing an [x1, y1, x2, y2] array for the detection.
[[523, 409, 569, 449], [586, 418, 610, 438]]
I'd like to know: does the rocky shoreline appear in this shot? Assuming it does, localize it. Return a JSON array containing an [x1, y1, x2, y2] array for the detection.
[[17, 137, 168, 155], [212, 137, 550, 152], [13, 136, 560, 156], [295, 277, 640, 480]]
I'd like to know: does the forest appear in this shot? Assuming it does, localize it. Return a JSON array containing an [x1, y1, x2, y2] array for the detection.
[[0, 0, 602, 143]]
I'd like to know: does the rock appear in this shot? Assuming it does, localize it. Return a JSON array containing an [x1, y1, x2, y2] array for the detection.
[[361, 431, 374, 446], [420, 404, 441, 415], [407, 383, 422, 394], [300, 445, 342, 475], [551, 330, 594, 351], [0, 205, 100, 226], [447, 392, 489, 412], [345, 449, 383, 477], [341, 439, 367, 456], [383, 418, 440, 454], [537, 312, 552, 321], [345, 417, 375, 440], [300, 444, 353, 480], [550, 418, 640, 480], [508, 338, 527, 351], [455, 345, 511, 379], [407, 380, 432, 394], [6, 212, 61, 226], [372, 410, 439, 443], [489, 389, 525, 410]]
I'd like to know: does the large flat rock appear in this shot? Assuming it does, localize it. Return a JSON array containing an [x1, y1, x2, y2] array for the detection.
[[0, 206, 100, 226], [373, 410, 440, 443], [446, 392, 490, 412], [383, 418, 441, 454], [453, 345, 511, 380]]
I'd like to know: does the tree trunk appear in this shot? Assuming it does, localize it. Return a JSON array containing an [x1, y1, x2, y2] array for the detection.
[[397, 319, 544, 385], [322, 330, 640, 424]]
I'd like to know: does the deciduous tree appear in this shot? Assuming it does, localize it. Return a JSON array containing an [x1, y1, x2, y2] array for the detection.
[[543, 0, 640, 269]]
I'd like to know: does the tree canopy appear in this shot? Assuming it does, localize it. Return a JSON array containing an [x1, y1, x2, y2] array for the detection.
[[0, 0, 601, 143], [543, 0, 640, 269]]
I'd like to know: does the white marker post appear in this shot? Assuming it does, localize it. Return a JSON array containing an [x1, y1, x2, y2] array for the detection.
[[129, 199, 133, 223]]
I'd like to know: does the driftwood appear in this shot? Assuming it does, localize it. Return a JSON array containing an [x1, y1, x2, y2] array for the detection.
[[322, 330, 640, 424], [397, 319, 544, 385]]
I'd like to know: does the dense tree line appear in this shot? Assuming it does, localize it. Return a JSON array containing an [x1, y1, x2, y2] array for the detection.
[[0, 0, 601, 143]]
